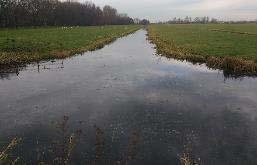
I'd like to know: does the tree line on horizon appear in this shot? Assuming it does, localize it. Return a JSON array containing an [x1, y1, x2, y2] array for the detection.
[[157, 16, 257, 24], [157, 16, 218, 24], [0, 0, 142, 28]]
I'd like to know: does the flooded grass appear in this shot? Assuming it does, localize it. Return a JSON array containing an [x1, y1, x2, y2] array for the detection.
[[147, 24, 257, 76], [4, 111, 250, 165], [0, 115, 199, 165], [0, 25, 141, 65], [0, 116, 143, 165]]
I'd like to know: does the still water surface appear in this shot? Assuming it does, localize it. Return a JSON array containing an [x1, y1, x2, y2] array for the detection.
[[1, 30, 257, 164]]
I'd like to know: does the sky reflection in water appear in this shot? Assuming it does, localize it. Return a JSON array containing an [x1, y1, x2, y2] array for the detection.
[[0, 30, 257, 164]]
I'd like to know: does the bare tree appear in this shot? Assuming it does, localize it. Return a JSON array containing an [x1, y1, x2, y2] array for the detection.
[[0, 0, 134, 28]]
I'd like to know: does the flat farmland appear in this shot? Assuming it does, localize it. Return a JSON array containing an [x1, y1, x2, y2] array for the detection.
[[0, 25, 141, 65], [148, 24, 257, 75], [149, 24, 257, 59]]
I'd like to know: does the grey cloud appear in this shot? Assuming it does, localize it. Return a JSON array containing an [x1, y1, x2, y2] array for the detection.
[[86, 0, 257, 21]]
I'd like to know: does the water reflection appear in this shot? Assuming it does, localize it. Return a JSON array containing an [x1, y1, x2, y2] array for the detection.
[[3, 107, 257, 164], [0, 67, 20, 80], [0, 30, 257, 164], [0, 61, 65, 80], [101, 103, 257, 165]]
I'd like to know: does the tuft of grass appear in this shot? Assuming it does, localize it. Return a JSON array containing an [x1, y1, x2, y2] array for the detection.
[[0, 25, 141, 65], [180, 153, 192, 165], [148, 24, 257, 76], [0, 138, 22, 165], [180, 153, 201, 165]]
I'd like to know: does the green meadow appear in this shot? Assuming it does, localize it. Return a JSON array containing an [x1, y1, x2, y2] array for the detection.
[[148, 24, 257, 75], [0, 25, 140, 65], [149, 24, 257, 60]]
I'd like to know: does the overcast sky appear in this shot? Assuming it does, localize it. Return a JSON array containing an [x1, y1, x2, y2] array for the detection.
[[84, 0, 257, 22]]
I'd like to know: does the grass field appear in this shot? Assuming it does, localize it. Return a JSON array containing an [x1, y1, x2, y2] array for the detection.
[[0, 25, 141, 65], [148, 24, 257, 76]]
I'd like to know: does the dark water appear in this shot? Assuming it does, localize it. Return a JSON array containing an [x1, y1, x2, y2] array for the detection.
[[1, 30, 257, 164]]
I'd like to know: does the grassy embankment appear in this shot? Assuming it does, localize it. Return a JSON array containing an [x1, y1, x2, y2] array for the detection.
[[148, 24, 257, 76], [0, 25, 141, 66]]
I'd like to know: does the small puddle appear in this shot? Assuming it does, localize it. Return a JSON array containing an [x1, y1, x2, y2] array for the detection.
[[1, 30, 257, 164]]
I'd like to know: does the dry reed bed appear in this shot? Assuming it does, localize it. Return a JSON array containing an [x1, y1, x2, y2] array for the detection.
[[148, 27, 257, 77]]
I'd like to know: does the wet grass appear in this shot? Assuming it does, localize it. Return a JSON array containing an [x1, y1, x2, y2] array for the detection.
[[0, 25, 141, 66], [148, 24, 257, 76]]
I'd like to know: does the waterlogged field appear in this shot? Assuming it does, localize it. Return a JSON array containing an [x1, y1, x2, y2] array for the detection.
[[148, 24, 257, 76], [0, 25, 140, 65]]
